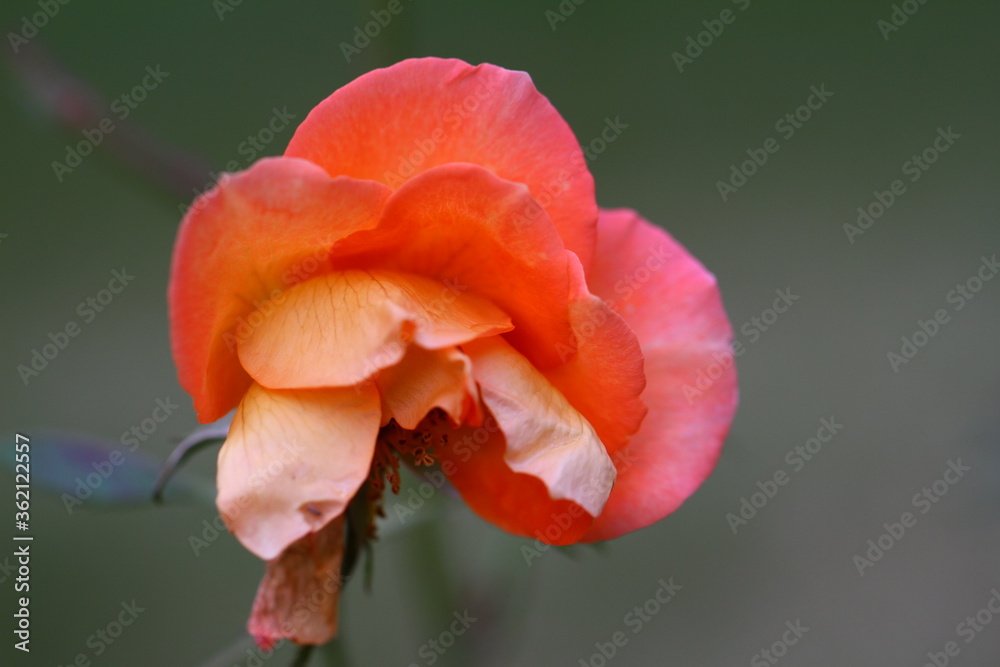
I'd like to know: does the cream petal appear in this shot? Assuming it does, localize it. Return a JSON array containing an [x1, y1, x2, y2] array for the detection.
[[463, 336, 615, 517], [238, 270, 511, 390], [376, 345, 481, 429], [217, 381, 381, 560]]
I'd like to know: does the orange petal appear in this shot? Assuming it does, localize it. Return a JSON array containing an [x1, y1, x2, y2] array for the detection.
[[248, 515, 345, 649], [169, 157, 391, 423], [435, 420, 596, 545], [376, 346, 480, 429], [544, 254, 647, 455], [582, 210, 738, 542], [329, 163, 578, 370], [217, 382, 381, 560], [463, 335, 615, 519], [237, 270, 511, 390], [285, 57, 597, 268]]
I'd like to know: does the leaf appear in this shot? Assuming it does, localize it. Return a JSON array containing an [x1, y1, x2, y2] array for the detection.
[[2, 430, 214, 508]]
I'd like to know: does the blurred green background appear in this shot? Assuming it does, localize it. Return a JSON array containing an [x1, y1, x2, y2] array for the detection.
[[1, 1, 999, 665]]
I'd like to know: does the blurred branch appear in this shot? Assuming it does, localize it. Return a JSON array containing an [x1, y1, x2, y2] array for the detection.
[[4, 39, 212, 202]]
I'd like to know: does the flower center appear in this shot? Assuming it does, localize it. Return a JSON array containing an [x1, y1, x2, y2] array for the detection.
[[365, 409, 451, 534]]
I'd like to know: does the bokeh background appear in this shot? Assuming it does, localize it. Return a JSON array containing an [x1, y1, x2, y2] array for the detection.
[[2, 1, 999, 665]]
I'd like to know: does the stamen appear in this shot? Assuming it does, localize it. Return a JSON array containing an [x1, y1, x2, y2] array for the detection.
[[363, 409, 452, 539]]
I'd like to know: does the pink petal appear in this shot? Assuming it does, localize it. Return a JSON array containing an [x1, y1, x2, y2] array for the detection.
[[582, 210, 738, 541], [248, 515, 345, 648]]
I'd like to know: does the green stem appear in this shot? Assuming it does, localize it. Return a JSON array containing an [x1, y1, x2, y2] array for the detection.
[[290, 645, 313, 667], [320, 639, 351, 666]]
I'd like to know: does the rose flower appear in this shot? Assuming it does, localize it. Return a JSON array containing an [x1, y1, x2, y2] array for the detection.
[[169, 57, 737, 647]]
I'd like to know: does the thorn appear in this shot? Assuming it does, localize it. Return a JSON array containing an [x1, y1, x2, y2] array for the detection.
[[152, 417, 231, 504]]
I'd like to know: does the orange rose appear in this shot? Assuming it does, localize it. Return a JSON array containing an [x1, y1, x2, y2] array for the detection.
[[169, 58, 737, 647]]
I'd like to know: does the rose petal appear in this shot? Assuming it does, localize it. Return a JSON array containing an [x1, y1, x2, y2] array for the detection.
[[169, 157, 391, 422], [435, 419, 596, 545], [248, 515, 346, 648], [464, 335, 615, 518], [581, 210, 738, 541], [328, 163, 578, 369], [285, 57, 597, 267], [217, 382, 381, 560], [544, 253, 647, 455], [376, 346, 481, 429], [237, 270, 511, 390]]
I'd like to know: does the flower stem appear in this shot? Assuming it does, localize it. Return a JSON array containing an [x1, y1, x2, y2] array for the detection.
[[320, 639, 351, 666]]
